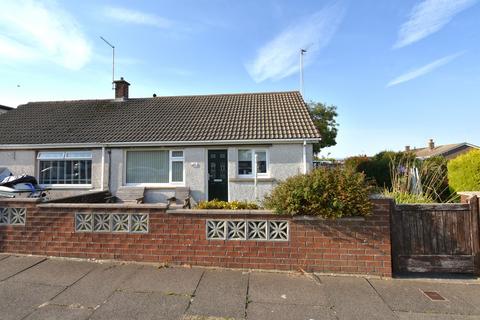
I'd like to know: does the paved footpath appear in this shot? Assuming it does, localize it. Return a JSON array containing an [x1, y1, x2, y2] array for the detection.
[[1, 253, 479, 320]]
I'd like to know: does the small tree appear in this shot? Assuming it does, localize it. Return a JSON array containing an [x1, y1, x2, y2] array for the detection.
[[308, 102, 338, 154], [448, 149, 480, 192]]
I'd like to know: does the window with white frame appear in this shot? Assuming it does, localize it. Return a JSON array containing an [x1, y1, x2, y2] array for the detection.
[[38, 151, 92, 185], [126, 150, 184, 185], [238, 149, 268, 177]]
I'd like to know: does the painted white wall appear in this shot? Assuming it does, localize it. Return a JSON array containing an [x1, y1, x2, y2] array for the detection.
[[0, 149, 103, 198], [108, 147, 207, 203], [0, 143, 314, 203], [0, 150, 36, 175], [227, 143, 312, 202]]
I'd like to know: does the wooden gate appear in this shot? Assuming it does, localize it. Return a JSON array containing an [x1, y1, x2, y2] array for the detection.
[[391, 196, 479, 274]]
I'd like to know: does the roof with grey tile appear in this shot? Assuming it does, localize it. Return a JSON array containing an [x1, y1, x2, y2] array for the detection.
[[412, 143, 479, 159], [0, 91, 320, 145], [0, 105, 12, 111]]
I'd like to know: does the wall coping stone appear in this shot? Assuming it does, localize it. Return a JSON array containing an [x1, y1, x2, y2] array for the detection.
[[166, 209, 275, 215], [292, 215, 366, 221], [38, 203, 168, 209], [396, 203, 469, 211], [0, 198, 40, 203], [167, 209, 367, 220], [458, 191, 480, 196]]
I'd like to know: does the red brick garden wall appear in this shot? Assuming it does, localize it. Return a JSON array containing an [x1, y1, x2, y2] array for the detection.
[[0, 198, 392, 277]]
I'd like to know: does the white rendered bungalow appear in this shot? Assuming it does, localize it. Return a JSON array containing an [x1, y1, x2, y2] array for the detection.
[[0, 78, 320, 203]]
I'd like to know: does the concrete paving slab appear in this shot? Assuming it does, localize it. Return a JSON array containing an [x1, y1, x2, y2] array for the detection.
[[90, 290, 190, 320], [319, 276, 397, 320], [0, 255, 45, 281], [247, 302, 336, 320], [9, 258, 96, 286], [52, 263, 141, 309], [0, 279, 65, 320], [249, 272, 327, 306], [369, 279, 480, 315], [0, 253, 10, 261], [120, 265, 204, 295], [24, 304, 93, 320], [395, 311, 480, 320], [187, 270, 248, 320], [433, 283, 480, 313]]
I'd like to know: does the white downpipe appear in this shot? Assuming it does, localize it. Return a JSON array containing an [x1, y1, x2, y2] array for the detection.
[[101, 146, 106, 191], [254, 152, 258, 201], [302, 140, 307, 174]]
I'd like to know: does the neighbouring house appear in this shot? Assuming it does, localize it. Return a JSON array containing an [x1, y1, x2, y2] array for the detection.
[[0, 78, 320, 203], [405, 139, 480, 160], [0, 104, 12, 114]]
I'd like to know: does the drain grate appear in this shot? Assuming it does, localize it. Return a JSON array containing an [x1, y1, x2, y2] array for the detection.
[[422, 290, 446, 301]]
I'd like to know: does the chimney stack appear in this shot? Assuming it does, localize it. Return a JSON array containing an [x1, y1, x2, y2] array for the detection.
[[113, 77, 130, 100], [405, 146, 411, 152], [428, 139, 435, 150]]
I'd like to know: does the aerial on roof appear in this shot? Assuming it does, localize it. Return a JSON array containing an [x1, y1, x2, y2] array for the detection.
[[0, 91, 320, 145]]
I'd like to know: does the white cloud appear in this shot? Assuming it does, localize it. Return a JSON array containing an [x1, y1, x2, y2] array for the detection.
[[0, 0, 91, 70], [0, 36, 36, 60], [246, 2, 345, 83], [104, 6, 172, 29], [394, 0, 477, 49], [387, 51, 464, 87]]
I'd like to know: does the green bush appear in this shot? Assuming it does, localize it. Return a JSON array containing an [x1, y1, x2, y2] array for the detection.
[[383, 191, 435, 204], [195, 200, 259, 210], [448, 149, 480, 192], [383, 153, 455, 203], [422, 156, 453, 202], [263, 167, 374, 218], [344, 151, 402, 189]]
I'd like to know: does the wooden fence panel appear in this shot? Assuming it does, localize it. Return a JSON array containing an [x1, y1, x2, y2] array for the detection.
[[392, 197, 479, 274]]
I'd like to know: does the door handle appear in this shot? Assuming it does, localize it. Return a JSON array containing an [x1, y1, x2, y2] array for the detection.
[[213, 179, 222, 182]]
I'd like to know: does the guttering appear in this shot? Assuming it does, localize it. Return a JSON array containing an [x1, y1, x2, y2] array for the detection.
[[0, 138, 321, 150]]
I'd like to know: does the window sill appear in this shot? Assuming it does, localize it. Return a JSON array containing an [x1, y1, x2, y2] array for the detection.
[[124, 183, 185, 189], [41, 184, 93, 190], [229, 177, 275, 183]]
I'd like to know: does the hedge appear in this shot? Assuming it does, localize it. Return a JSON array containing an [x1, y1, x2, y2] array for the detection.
[[264, 167, 373, 218], [448, 149, 480, 192]]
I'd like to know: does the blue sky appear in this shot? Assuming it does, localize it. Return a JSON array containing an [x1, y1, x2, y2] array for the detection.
[[0, 0, 479, 158]]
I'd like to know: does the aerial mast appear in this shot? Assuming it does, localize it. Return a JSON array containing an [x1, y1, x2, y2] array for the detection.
[[100, 36, 115, 90]]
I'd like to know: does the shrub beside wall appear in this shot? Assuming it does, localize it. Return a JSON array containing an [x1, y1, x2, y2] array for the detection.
[[196, 200, 259, 210], [448, 149, 480, 192], [264, 167, 373, 218], [344, 151, 401, 189]]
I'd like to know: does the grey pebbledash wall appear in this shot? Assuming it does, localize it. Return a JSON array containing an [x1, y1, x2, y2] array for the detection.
[[111, 144, 312, 203], [0, 143, 313, 203]]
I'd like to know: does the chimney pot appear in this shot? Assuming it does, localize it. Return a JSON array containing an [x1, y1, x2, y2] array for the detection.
[[428, 139, 435, 150], [113, 77, 130, 100]]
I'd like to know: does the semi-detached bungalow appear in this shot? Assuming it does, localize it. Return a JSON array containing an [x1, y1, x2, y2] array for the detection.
[[0, 78, 320, 203]]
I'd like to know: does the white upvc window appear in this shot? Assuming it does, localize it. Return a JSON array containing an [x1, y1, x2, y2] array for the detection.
[[125, 149, 184, 186], [37, 151, 93, 186], [238, 149, 269, 177]]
